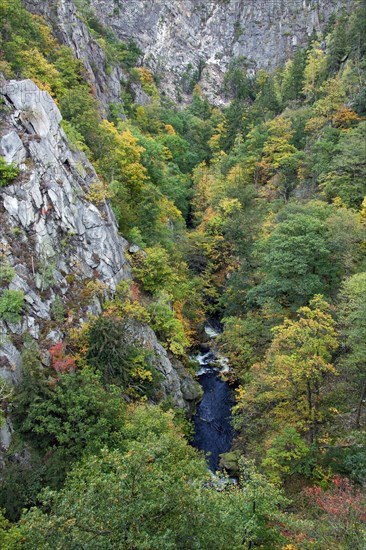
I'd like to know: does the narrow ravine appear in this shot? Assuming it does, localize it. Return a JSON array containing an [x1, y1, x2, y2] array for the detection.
[[192, 326, 234, 472]]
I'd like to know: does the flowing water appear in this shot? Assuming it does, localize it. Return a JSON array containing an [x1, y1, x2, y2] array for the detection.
[[192, 325, 234, 471]]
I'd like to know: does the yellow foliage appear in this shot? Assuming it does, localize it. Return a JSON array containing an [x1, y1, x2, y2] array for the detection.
[[134, 67, 154, 85], [208, 123, 226, 153], [332, 196, 347, 209], [80, 280, 107, 302], [21, 48, 61, 97], [104, 280, 151, 324], [303, 40, 327, 99], [193, 84, 203, 96], [68, 316, 97, 357], [305, 115, 327, 134], [31, 14, 58, 54], [97, 120, 147, 195], [86, 181, 112, 205], [131, 366, 153, 383], [332, 106, 361, 129], [158, 196, 183, 225], [132, 67, 159, 100], [217, 197, 242, 215], [226, 163, 252, 188], [164, 124, 176, 135]]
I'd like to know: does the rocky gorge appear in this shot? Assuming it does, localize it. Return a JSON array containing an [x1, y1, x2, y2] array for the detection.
[[0, 77, 201, 455]]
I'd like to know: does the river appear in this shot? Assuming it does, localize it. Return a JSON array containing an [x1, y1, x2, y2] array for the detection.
[[191, 325, 234, 472]]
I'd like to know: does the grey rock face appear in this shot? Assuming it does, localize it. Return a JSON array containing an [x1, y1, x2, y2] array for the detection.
[[124, 320, 202, 413], [0, 78, 196, 417], [0, 418, 13, 456], [23, 0, 126, 115], [89, 0, 353, 103], [0, 131, 27, 165]]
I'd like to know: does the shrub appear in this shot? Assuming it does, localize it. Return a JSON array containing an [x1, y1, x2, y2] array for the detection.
[[0, 157, 19, 188], [51, 295, 65, 323], [131, 246, 175, 294], [0, 261, 15, 284], [87, 315, 159, 394], [0, 290, 25, 323], [148, 292, 190, 356], [304, 476, 366, 547], [262, 427, 311, 483], [49, 343, 76, 374]]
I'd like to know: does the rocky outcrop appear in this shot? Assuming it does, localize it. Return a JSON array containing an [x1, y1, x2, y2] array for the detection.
[[0, 77, 200, 454], [23, 0, 126, 116], [23, 0, 354, 105], [126, 321, 203, 412], [89, 0, 353, 104]]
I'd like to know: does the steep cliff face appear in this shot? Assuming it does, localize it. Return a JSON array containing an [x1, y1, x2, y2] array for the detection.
[[0, 77, 200, 452], [22, 0, 353, 105], [89, 0, 353, 103], [23, 0, 127, 115]]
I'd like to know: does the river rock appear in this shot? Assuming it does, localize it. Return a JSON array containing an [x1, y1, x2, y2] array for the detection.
[[180, 375, 203, 404], [219, 450, 242, 477]]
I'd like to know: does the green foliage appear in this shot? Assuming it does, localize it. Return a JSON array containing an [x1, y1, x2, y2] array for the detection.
[[268, 295, 338, 439], [19, 406, 289, 549], [87, 315, 159, 394], [0, 290, 25, 323], [50, 295, 65, 323], [18, 406, 207, 549], [60, 120, 89, 153], [0, 261, 15, 285], [338, 272, 366, 427], [2, 0, 366, 540], [14, 365, 125, 455], [235, 457, 289, 548], [262, 427, 311, 483], [13, 341, 50, 424], [147, 292, 189, 355], [0, 510, 22, 549], [322, 433, 366, 484], [37, 256, 55, 291], [7, 345, 127, 517], [281, 48, 306, 102], [0, 453, 47, 522], [247, 202, 364, 312], [234, 296, 338, 447], [318, 121, 366, 208], [0, 158, 19, 188], [180, 62, 205, 94], [219, 313, 271, 377], [302, 39, 328, 100], [131, 246, 176, 294], [248, 204, 334, 310], [78, 1, 142, 69], [223, 56, 255, 100], [0, 379, 12, 428]]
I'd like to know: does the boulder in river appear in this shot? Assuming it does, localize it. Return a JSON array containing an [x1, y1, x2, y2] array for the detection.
[[219, 450, 242, 477]]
